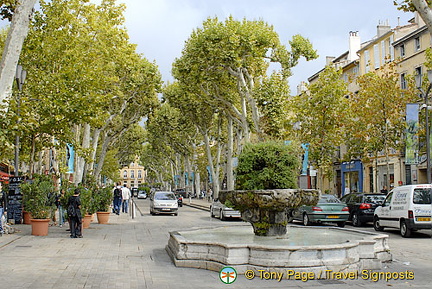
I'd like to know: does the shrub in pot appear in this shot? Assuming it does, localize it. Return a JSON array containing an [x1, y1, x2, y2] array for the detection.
[[21, 174, 56, 235]]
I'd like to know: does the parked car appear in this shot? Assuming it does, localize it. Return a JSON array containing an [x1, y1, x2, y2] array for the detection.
[[289, 194, 349, 227], [175, 193, 183, 207], [340, 193, 386, 226], [137, 190, 147, 199], [149, 191, 178, 216], [374, 184, 432, 237], [131, 187, 138, 197], [210, 200, 241, 220]]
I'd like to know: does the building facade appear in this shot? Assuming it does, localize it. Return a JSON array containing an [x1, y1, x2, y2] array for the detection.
[[120, 161, 146, 188], [303, 13, 430, 195]]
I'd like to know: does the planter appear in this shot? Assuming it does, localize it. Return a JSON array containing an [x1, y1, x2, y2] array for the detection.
[[23, 211, 32, 224], [96, 211, 110, 224], [30, 218, 50, 236], [82, 214, 92, 229]]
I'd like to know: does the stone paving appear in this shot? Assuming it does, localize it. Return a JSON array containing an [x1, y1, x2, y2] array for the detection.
[[0, 199, 431, 288]]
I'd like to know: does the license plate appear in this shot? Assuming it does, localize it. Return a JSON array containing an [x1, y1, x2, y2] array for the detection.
[[417, 217, 431, 222], [162, 208, 170, 211], [327, 215, 339, 219]]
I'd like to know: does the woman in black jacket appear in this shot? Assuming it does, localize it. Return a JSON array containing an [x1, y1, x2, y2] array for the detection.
[[67, 188, 82, 238]]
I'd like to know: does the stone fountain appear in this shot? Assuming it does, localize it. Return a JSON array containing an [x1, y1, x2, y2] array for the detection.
[[166, 189, 392, 274], [218, 189, 320, 236]]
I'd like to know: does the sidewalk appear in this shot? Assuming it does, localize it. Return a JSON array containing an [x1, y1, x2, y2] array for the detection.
[[0, 205, 431, 289], [183, 197, 211, 211]]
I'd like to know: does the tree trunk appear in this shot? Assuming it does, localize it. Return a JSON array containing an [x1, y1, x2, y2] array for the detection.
[[203, 131, 219, 199], [226, 116, 234, 190], [412, 0, 432, 39], [0, 0, 37, 108], [87, 127, 101, 175], [75, 123, 90, 185], [94, 131, 111, 182]]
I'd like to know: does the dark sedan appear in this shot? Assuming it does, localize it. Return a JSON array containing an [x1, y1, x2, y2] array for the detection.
[[340, 193, 386, 226]]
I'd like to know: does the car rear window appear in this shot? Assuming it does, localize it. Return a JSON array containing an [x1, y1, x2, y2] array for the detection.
[[155, 193, 176, 200], [318, 195, 340, 204], [363, 195, 386, 204], [413, 188, 432, 204]]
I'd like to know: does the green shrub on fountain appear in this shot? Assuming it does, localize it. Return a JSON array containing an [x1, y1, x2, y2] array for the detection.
[[219, 141, 320, 236]]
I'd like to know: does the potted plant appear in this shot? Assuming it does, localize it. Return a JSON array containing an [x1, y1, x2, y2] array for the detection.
[[79, 185, 95, 228], [21, 174, 56, 236], [94, 186, 113, 224]]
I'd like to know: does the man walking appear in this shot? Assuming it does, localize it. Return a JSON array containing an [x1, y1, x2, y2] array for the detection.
[[121, 186, 131, 214], [112, 183, 122, 215]]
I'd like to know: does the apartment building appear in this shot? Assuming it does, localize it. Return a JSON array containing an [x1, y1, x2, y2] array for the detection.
[[392, 16, 431, 185], [304, 13, 427, 195], [120, 161, 146, 188]]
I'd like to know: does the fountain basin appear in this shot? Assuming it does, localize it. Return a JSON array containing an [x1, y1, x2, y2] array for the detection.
[[166, 225, 392, 274]]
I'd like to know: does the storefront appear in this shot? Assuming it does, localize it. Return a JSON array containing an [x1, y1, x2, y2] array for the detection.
[[341, 160, 363, 195]]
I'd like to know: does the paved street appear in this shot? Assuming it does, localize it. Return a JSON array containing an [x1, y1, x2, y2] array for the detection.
[[0, 198, 431, 288]]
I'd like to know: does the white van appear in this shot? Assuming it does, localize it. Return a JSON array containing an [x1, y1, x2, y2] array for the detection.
[[373, 184, 431, 237]]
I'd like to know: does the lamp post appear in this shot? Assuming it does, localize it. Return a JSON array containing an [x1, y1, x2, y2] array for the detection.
[[14, 65, 27, 177]]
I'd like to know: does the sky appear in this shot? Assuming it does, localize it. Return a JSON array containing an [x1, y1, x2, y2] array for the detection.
[[116, 0, 415, 94], [1, 1, 417, 94]]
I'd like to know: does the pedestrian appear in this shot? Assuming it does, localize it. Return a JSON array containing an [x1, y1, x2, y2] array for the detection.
[[0, 183, 6, 235], [121, 185, 131, 214], [380, 186, 388, 194], [112, 182, 122, 215], [56, 189, 66, 227], [67, 188, 82, 238]]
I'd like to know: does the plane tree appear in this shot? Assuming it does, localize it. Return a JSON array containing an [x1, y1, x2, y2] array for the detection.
[[347, 63, 417, 191], [289, 66, 349, 180]]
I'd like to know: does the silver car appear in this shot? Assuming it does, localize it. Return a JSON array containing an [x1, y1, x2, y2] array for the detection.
[[210, 200, 241, 220], [150, 191, 178, 216]]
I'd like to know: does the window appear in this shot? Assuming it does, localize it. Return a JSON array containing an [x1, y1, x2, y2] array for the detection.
[[374, 44, 379, 69], [389, 35, 394, 61], [364, 50, 370, 73], [415, 66, 422, 87], [383, 192, 393, 206], [413, 188, 431, 204], [138, 170, 142, 179], [123, 170, 127, 179], [400, 44, 405, 57], [401, 73, 407, 90], [131, 170, 135, 179], [415, 37, 421, 51], [381, 40, 386, 64]]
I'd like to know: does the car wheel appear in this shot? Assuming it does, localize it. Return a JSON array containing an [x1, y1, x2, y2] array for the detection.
[[352, 212, 363, 227], [303, 213, 311, 226], [400, 220, 412, 238], [174, 212, 178, 216], [337, 221, 345, 228], [373, 216, 384, 231], [220, 209, 226, 221], [210, 207, 215, 218]]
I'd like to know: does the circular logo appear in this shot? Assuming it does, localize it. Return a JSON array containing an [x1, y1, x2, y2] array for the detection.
[[219, 266, 237, 284]]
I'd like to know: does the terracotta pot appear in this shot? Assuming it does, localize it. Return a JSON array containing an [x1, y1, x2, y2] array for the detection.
[[23, 211, 32, 225], [30, 219, 50, 236], [82, 214, 92, 229], [96, 211, 110, 224]]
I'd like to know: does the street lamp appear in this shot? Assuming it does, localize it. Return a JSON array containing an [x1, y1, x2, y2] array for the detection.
[[14, 65, 27, 177]]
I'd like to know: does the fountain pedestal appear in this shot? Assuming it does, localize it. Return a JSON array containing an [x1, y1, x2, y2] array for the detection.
[[219, 189, 320, 236]]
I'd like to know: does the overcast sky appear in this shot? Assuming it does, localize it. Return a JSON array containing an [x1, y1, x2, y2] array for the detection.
[[117, 0, 414, 93], [1, 1, 416, 94]]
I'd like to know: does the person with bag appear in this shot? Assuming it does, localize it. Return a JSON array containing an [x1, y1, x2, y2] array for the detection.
[[67, 188, 82, 238], [112, 183, 122, 215]]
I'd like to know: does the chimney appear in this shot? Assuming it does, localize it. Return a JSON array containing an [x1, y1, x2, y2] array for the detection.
[[326, 56, 335, 65], [377, 20, 391, 37], [348, 31, 360, 62]]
